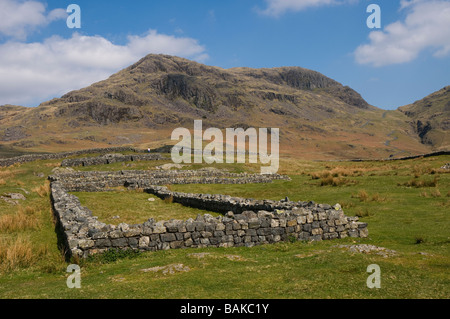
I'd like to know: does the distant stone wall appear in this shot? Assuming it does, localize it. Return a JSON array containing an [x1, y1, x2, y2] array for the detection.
[[0, 146, 144, 167], [60, 153, 164, 167], [49, 169, 290, 192], [347, 150, 450, 162], [50, 170, 368, 259]]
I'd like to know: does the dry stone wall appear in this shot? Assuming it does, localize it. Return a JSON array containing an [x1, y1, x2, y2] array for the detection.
[[60, 153, 163, 167], [50, 169, 368, 259], [49, 169, 290, 192], [146, 186, 319, 214], [0, 146, 144, 167]]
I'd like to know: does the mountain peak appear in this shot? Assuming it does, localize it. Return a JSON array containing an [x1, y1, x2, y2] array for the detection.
[[2, 54, 441, 159], [35, 54, 373, 127], [127, 54, 223, 77]]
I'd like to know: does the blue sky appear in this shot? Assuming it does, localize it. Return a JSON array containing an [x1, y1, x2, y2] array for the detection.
[[1, 0, 449, 110]]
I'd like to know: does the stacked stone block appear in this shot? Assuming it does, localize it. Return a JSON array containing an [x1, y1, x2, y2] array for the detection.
[[49, 169, 290, 192], [50, 176, 368, 259]]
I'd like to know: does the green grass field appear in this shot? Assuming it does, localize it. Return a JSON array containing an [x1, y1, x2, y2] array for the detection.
[[0, 154, 448, 299]]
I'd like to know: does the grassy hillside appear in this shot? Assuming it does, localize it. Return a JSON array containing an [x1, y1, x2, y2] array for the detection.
[[0, 153, 448, 298]]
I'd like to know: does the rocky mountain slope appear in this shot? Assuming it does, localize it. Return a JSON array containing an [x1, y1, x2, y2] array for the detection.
[[399, 86, 450, 150], [0, 54, 446, 159]]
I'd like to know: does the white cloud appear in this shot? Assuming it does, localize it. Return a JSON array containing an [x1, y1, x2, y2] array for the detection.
[[355, 0, 450, 67], [0, 30, 209, 106], [0, 0, 66, 40], [399, 0, 426, 10], [127, 30, 209, 61], [259, 0, 356, 17]]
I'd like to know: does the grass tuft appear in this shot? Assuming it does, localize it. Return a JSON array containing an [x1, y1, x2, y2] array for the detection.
[[32, 181, 50, 198], [370, 192, 387, 202], [355, 190, 369, 202], [430, 189, 441, 198], [0, 169, 14, 180], [398, 176, 439, 188], [0, 206, 41, 232], [355, 208, 372, 218], [320, 176, 356, 186], [0, 236, 34, 272]]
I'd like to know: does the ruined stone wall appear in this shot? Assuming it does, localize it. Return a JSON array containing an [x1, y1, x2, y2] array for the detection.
[[146, 186, 325, 214], [60, 153, 163, 167], [0, 146, 143, 167], [49, 169, 291, 192], [50, 172, 368, 259]]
